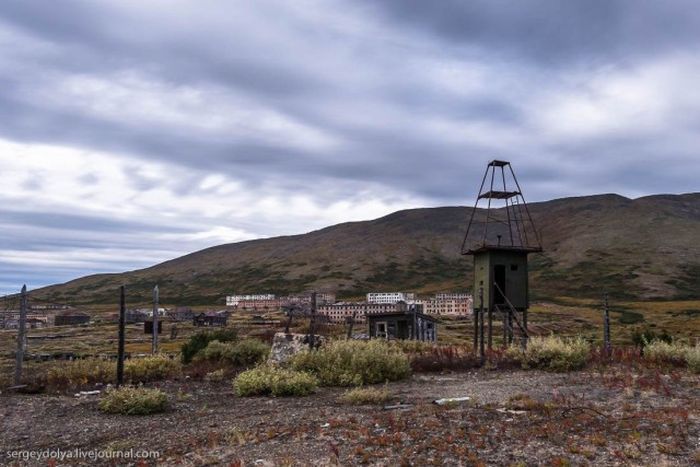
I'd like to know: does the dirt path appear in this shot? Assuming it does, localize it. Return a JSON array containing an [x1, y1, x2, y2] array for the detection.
[[1, 369, 699, 465]]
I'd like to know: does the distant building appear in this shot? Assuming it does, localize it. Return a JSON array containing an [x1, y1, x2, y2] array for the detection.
[[366, 292, 415, 304], [318, 301, 422, 324], [226, 294, 276, 307], [434, 293, 472, 301], [169, 306, 194, 322], [234, 298, 283, 312], [126, 309, 148, 323], [415, 293, 473, 316], [367, 307, 437, 342], [193, 312, 228, 327], [1, 311, 49, 329], [142, 307, 167, 318], [27, 316, 49, 329], [54, 310, 91, 326], [285, 293, 336, 306]]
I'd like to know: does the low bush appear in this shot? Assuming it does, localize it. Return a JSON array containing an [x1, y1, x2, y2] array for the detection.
[[47, 358, 115, 389], [46, 355, 181, 390], [644, 340, 700, 372], [290, 339, 411, 386], [199, 339, 269, 367], [506, 336, 590, 372], [124, 355, 181, 383], [233, 365, 318, 397], [408, 345, 481, 372], [687, 345, 700, 373], [181, 328, 238, 364], [632, 328, 673, 349], [340, 386, 391, 405], [99, 386, 168, 415]]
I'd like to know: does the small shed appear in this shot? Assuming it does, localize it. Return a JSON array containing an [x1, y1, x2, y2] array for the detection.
[[367, 310, 438, 342], [193, 312, 228, 327], [54, 310, 91, 326]]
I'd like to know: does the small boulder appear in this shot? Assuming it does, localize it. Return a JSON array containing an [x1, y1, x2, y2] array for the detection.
[[267, 332, 325, 364]]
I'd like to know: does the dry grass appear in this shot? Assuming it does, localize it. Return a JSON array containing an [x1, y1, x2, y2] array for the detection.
[[340, 386, 391, 405], [99, 386, 168, 415]]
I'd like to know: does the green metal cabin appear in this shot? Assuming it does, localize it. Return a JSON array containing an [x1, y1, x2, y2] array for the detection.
[[473, 247, 529, 311]]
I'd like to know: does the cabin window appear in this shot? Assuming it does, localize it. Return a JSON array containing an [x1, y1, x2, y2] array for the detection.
[[510, 264, 518, 271]]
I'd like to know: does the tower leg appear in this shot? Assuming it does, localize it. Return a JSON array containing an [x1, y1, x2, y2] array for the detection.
[[502, 308, 507, 348], [487, 306, 493, 350]]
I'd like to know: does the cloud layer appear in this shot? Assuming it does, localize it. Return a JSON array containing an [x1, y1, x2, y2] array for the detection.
[[1, 0, 699, 294]]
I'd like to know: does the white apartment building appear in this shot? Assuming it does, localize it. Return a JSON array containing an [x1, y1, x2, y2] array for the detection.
[[318, 301, 418, 324], [415, 294, 473, 316], [226, 293, 276, 307], [434, 293, 472, 301], [366, 292, 416, 304]]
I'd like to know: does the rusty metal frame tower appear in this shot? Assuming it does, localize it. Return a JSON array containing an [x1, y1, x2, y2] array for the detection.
[[462, 160, 542, 352]]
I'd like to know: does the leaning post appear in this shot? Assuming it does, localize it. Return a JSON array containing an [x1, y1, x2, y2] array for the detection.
[[152, 285, 159, 354], [487, 297, 493, 350], [479, 287, 485, 365], [473, 300, 479, 354], [13, 285, 28, 386], [117, 286, 126, 386]]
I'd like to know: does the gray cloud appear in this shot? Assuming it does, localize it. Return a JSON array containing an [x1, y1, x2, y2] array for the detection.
[[362, 0, 700, 66]]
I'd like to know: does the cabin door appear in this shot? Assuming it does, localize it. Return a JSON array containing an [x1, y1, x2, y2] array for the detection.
[[494, 264, 506, 305]]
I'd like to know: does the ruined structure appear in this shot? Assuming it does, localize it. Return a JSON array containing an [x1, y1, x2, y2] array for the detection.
[[461, 160, 542, 348]]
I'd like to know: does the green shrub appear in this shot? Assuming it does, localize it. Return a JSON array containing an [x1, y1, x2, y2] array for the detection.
[[687, 345, 700, 374], [124, 355, 181, 383], [643, 340, 687, 364], [99, 386, 168, 415], [47, 358, 115, 389], [233, 365, 318, 397], [632, 328, 672, 348], [181, 328, 238, 364], [340, 386, 391, 405], [644, 340, 700, 371], [46, 355, 180, 390], [290, 339, 411, 386], [200, 339, 269, 367], [506, 336, 590, 372]]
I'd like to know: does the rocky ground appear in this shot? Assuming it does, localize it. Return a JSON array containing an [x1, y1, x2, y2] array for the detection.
[[1, 368, 699, 466]]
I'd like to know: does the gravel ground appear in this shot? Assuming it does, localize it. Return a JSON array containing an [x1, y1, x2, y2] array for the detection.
[[1, 368, 699, 466]]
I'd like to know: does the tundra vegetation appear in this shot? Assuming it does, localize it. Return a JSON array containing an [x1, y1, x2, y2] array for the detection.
[[98, 386, 169, 415]]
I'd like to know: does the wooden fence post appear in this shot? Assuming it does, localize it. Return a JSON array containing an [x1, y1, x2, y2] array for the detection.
[[603, 293, 611, 356], [13, 285, 28, 386], [308, 291, 317, 349], [117, 286, 126, 386], [152, 285, 159, 354]]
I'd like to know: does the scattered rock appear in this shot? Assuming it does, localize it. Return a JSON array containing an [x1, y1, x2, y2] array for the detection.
[[267, 332, 325, 364]]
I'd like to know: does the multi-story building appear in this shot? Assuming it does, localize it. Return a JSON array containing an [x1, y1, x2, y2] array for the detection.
[[286, 293, 336, 306], [415, 293, 473, 316], [234, 298, 284, 311], [434, 293, 472, 301], [366, 292, 415, 304], [226, 294, 276, 307], [227, 293, 336, 310], [318, 301, 423, 324]]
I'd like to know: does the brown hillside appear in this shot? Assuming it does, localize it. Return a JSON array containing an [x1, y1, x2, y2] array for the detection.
[[32, 193, 700, 305]]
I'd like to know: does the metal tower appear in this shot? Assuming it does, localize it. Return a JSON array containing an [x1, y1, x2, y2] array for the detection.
[[462, 160, 542, 353]]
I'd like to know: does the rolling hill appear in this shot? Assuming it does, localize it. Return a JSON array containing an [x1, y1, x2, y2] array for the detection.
[[31, 193, 700, 305]]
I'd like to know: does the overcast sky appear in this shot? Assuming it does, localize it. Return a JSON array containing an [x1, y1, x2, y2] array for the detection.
[[2, 0, 699, 295]]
